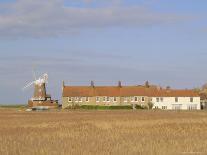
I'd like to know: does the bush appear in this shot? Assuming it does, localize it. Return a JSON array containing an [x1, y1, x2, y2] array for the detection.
[[135, 104, 146, 109], [80, 105, 133, 110]]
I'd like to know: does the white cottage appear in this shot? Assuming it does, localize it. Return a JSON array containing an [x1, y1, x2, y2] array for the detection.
[[151, 89, 200, 110]]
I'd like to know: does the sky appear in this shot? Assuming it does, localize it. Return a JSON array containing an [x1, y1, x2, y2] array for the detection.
[[0, 0, 207, 104]]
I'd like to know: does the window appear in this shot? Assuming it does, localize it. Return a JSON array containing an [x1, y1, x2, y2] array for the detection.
[[86, 97, 89, 102], [103, 97, 106, 102], [131, 97, 134, 102], [162, 106, 167, 110], [160, 97, 163, 102], [172, 104, 182, 110], [187, 104, 197, 110], [141, 97, 145, 102], [68, 97, 72, 102], [75, 97, 78, 102], [175, 97, 178, 102], [113, 97, 117, 102], [154, 106, 159, 109], [190, 97, 193, 103], [107, 97, 110, 102], [134, 97, 138, 102], [124, 97, 128, 102], [78, 97, 82, 102], [156, 98, 159, 102], [96, 97, 100, 102]]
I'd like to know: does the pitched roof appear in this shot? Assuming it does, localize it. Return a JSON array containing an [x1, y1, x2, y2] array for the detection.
[[62, 85, 199, 97]]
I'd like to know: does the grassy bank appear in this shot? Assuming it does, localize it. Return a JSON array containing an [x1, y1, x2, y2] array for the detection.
[[0, 104, 27, 108], [66, 104, 146, 110]]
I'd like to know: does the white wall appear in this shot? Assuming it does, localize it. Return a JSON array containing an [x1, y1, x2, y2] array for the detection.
[[152, 97, 201, 110]]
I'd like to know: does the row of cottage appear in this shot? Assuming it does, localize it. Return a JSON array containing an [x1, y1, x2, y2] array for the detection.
[[62, 81, 201, 110]]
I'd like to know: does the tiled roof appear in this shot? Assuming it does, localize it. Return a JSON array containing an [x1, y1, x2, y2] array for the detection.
[[62, 85, 199, 97]]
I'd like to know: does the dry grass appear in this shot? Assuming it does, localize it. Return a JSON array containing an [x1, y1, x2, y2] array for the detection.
[[0, 109, 207, 155]]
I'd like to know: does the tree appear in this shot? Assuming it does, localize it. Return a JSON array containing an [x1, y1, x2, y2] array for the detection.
[[202, 83, 207, 90]]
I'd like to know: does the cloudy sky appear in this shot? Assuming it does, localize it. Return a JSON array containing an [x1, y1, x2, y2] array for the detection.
[[0, 0, 207, 104]]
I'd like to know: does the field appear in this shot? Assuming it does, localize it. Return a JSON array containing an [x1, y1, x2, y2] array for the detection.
[[0, 109, 207, 155]]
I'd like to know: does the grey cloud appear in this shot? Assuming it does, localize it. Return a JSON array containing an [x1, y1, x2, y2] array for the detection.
[[0, 0, 189, 38]]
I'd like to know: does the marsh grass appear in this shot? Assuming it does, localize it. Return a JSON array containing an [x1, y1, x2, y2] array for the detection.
[[0, 109, 207, 155]]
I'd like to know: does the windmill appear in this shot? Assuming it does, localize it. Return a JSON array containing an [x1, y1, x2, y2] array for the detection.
[[23, 73, 48, 101], [23, 72, 58, 108]]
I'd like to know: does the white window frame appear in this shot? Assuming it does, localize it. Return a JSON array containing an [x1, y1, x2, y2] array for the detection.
[[113, 97, 117, 102], [131, 97, 134, 102], [106, 97, 110, 102], [162, 106, 167, 110], [141, 97, 145, 102], [96, 97, 100, 102], [85, 97, 89, 102], [134, 96, 138, 102], [175, 97, 178, 103], [103, 97, 106, 102], [68, 97, 72, 102], [75, 97, 78, 102], [190, 97, 194, 103], [187, 104, 197, 110], [124, 97, 128, 102], [172, 104, 182, 110], [78, 97, 82, 102], [156, 98, 159, 102], [160, 97, 163, 102]]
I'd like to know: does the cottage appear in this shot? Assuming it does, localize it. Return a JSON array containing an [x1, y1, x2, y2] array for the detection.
[[62, 81, 200, 110]]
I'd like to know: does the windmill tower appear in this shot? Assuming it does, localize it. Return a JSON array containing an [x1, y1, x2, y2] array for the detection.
[[23, 73, 58, 108]]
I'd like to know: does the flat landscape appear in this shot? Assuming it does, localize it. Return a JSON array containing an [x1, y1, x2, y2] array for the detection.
[[0, 109, 207, 155]]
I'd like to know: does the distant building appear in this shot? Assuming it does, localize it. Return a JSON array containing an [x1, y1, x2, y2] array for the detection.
[[62, 81, 200, 110]]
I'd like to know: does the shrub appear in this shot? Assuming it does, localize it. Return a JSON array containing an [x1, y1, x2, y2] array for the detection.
[[80, 105, 133, 110]]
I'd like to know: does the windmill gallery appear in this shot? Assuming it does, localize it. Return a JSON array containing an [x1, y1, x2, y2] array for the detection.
[[23, 73, 203, 110]]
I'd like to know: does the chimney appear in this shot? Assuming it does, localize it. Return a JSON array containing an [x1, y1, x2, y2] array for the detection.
[[166, 86, 171, 90], [91, 81, 95, 87], [145, 81, 150, 88], [118, 81, 122, 87]]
